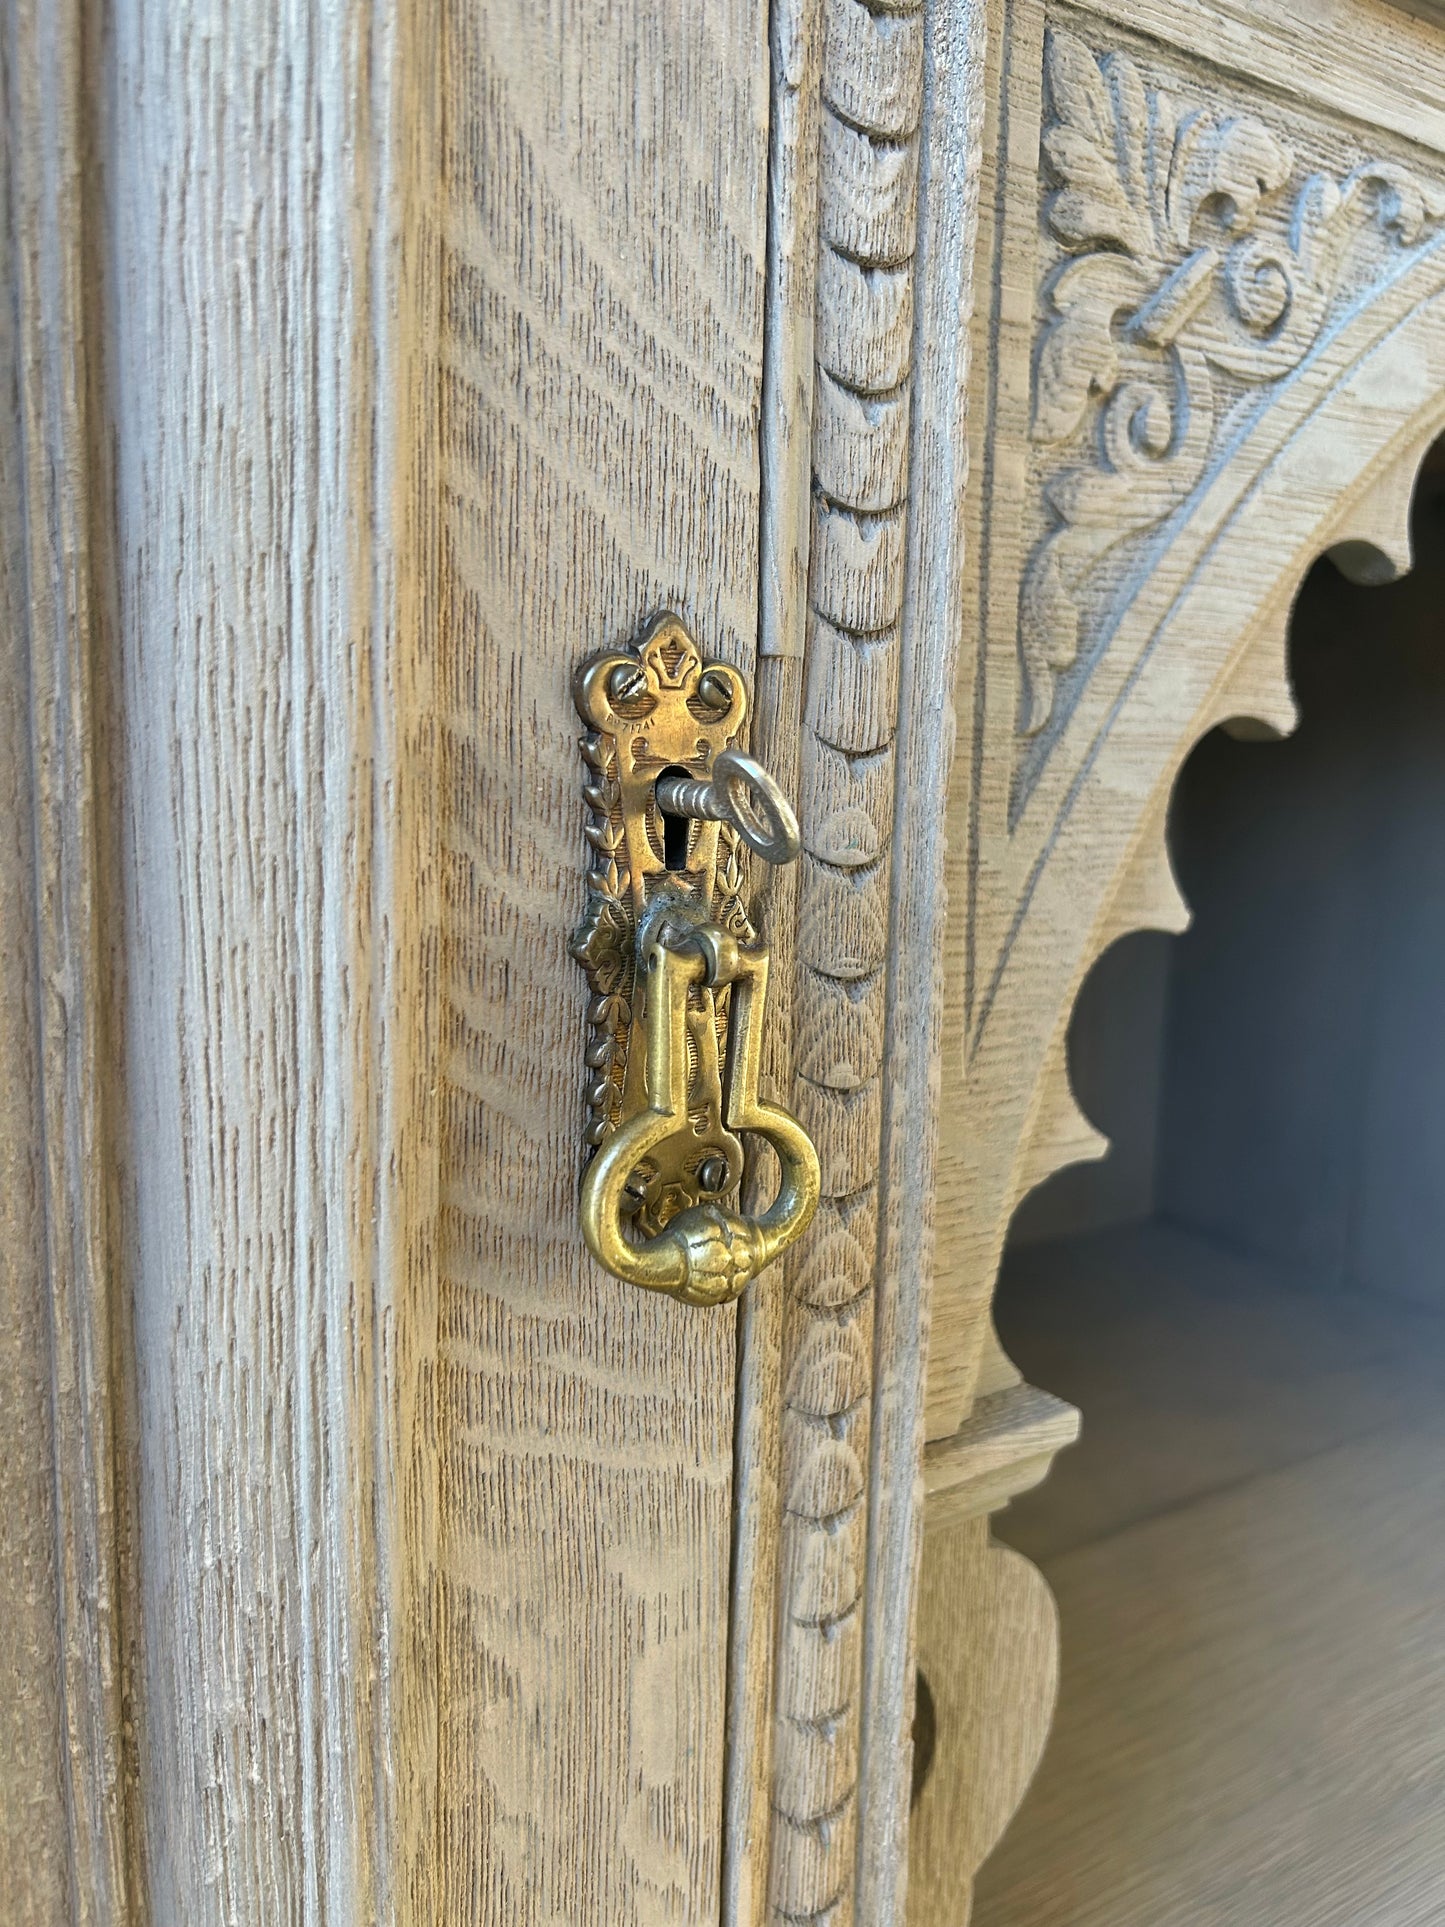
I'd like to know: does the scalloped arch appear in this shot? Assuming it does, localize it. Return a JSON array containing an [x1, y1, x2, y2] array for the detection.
[[930, 275, 1445, 1438]]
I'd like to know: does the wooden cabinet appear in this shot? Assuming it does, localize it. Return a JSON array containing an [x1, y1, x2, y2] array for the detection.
[[4, 0, 1444, 1919], [916, 2, 1445, 1920]]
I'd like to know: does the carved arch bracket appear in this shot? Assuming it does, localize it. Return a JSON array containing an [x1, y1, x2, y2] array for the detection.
[[1018, 26, 1445, 784], [939, 284, 1445, 1434], [922, 272, 1445, 1927]]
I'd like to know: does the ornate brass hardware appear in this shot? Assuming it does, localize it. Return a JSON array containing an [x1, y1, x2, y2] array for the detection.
[[570, 612, 820, 1306]]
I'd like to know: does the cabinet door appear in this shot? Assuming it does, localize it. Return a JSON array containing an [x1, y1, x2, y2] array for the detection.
[[1, 0, 969, 1919], [428, 3, 768, 1917]]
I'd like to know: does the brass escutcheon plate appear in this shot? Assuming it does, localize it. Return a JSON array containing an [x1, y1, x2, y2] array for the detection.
[[570, 612, 759, 1238]]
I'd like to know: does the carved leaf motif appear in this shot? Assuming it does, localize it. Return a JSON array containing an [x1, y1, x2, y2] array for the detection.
[[1019, 477, 1139, 735], [1104, 51, 1149, 221], [1359, 161, 1445, 241], [1019, 30, 1445, 760], [1042, 30, 1151, 256], [1032, 253, 1152, 444], [1166, 111, 1291, 246], [1047, 29, 1114, 150], [1018, 547, 1078, 738]]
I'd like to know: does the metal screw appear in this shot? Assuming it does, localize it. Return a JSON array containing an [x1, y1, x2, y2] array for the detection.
[[697, 668, 733, 712], [697, 1155, 730, 1195], [608, 662, 648, 705]]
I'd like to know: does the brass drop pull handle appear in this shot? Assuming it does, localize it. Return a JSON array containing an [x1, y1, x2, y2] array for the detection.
[[570, 612, 820, 1306], [580, 918, 820, 1305]]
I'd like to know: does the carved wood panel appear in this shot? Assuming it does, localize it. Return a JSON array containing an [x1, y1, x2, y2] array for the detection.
[[932, 0, 1445, 1441], [914, 4, 1445, 1920], [16, 0, 1445, 1921]]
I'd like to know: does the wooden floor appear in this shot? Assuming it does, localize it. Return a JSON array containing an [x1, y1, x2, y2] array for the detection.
[[972, 1221, 1445, 1927]]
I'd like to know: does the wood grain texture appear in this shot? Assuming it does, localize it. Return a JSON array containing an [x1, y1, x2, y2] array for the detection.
[[922, 1383, 1079, 1538], [1080, 0, 1445, 156], [909, 1518, 1062, 1927], [106, 0, 441, 1917], [0, 13, 104, 1918], [2, 3, 132, 1918], [430, 2, 767, 1919], [854, 4, 990, 1917], [722, 2, 823, 1909]]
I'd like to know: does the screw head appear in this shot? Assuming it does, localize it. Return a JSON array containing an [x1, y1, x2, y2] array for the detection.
[[697, 668, 732, 712], [697, 1154, 731, 1195], [608, 663, 648, 705]]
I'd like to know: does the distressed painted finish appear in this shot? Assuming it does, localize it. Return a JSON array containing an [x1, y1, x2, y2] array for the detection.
[[429, 0, 769, 1919]]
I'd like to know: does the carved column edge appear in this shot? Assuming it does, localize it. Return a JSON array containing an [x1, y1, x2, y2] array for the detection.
[[728, 0, 995, 1920]]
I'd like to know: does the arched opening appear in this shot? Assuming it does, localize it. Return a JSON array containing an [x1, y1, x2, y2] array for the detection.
[[973, 445, 1445, 1925]]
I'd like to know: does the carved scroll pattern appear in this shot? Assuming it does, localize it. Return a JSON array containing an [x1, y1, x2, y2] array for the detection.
[[767, 0, 922, 1919], [1020, 26, 1445, 754]]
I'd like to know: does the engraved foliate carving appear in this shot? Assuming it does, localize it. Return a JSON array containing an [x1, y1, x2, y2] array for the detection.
[[1021, 26, 1445, 753]]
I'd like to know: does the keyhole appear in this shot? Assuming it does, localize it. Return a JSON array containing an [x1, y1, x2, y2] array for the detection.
[[658, 765, 692, 871]]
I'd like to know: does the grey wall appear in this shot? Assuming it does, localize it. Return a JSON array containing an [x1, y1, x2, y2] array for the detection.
[[1011, 931, 1172, 1246], [1159, 469, 1445, 1307], [1015, 458, 1445, 1310]]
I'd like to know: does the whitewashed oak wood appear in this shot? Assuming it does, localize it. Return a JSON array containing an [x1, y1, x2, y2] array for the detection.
[[2, 4, 134, 1918], [14, 0, 1445, 1920], [721, 6, 822, 1912], [430, 2, 769, 1920], [107, 0, 443, 1916], [761, 5, 930, 1920], [0, 17, 97, 1918], [853, 10, 990, 1917], [910, 1518, 1063, 1927], [2, 0, 444, 1917], [916, 3, 1445, 1919]]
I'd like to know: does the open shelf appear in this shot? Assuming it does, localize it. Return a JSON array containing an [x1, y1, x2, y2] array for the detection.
[[973, 1220, 1445, 1927]]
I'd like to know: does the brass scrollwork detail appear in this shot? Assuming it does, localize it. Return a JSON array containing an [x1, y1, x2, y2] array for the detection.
[[570, 612, 818, 1305]]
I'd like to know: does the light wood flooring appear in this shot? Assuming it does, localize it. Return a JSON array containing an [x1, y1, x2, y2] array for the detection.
[[972, 1221, 1445, 1927]]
